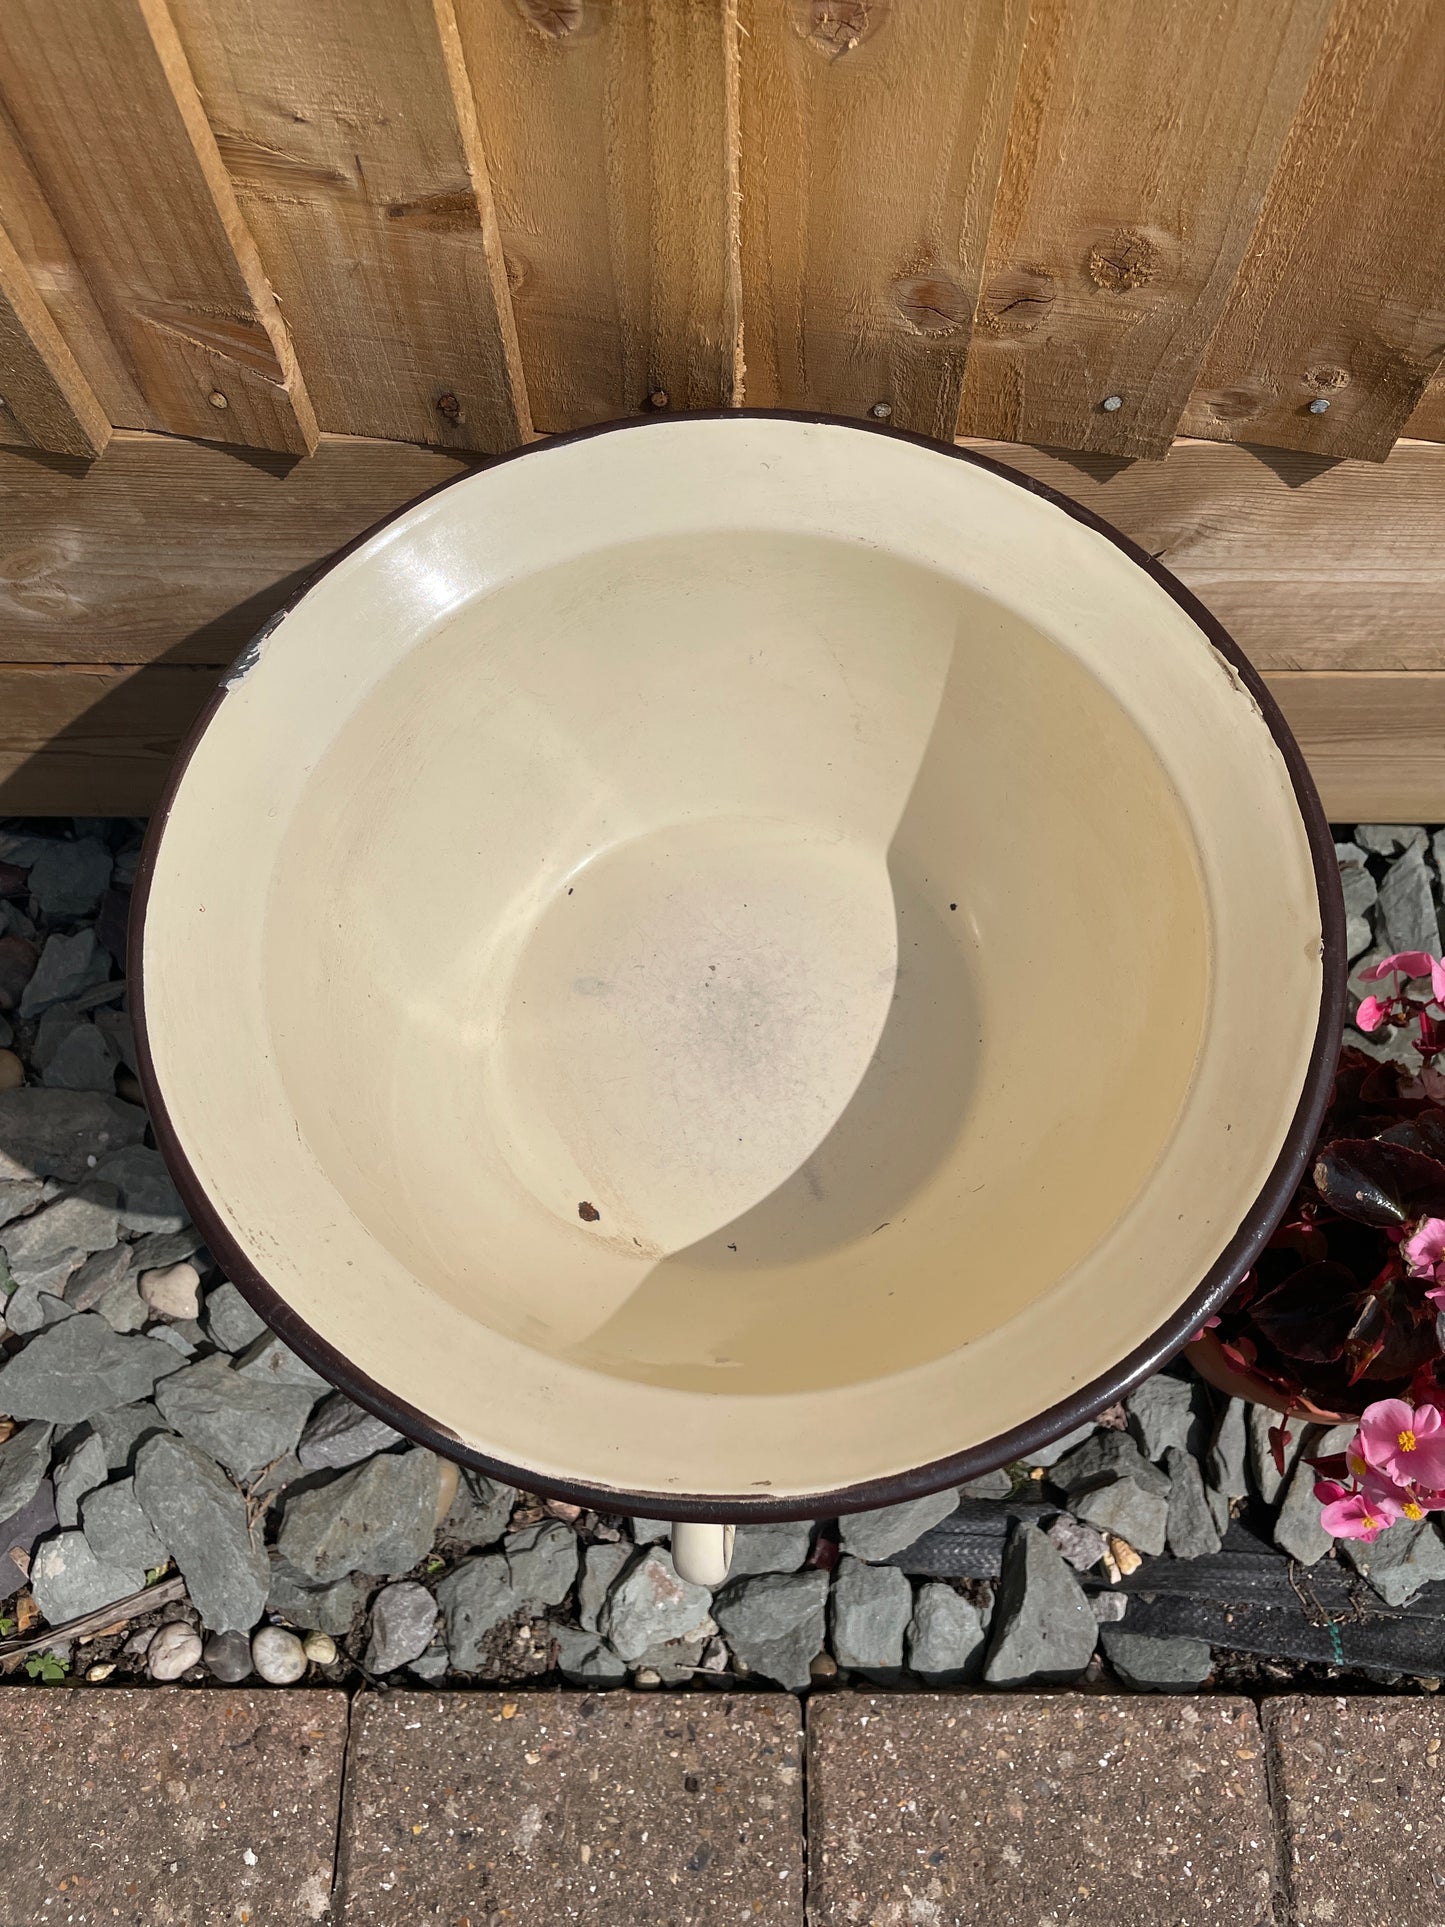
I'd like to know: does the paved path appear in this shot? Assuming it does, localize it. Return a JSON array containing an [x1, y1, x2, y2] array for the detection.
[[0, 1688, 1438, 1924]]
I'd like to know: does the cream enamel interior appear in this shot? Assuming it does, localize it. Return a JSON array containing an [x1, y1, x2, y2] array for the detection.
[[141, 418, 1323, 1502]]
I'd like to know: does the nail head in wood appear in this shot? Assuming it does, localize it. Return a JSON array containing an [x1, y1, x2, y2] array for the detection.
[[648, 389, 670, 411], [207, 391, 229, 410], [870, 402, 892, 419], [1308, 397, 1331, 414], [1102, 395, 1123, 412]]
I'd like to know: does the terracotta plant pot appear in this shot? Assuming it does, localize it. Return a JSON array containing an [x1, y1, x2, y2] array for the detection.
[[1186, 1331, 1350, 1425], [133, 412, 1346, 1580]]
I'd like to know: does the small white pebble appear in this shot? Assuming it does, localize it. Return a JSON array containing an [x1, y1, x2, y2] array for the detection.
[[252, 1624, 307, 1684], [303, 1630, 337, 1665], [147, 1622, 202, 1681], [243, 1847, 257, 1867], [140, 1261, 201, 1320]]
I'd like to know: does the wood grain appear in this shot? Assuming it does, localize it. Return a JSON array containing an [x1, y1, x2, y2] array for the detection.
[[961, 436, 1445, 673], [453, 0, 739, 433], [0, 433, 470, 664], [0, 0, 317, 453], [1182, 0, 1445, 462], [1405, 377, 1445, 445], [958, 0, 1332, 459], [0, 101, 147, 428], [0, 664, 222, 813], [1263, 672, 1445, 823], [170, 0, 529, 452], [0, 222, 112, 458], [738, 0, 1028, 437]]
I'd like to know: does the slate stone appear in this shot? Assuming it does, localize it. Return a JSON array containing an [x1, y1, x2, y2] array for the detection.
[[1045, 1512, 1107, 1572], [127, 1227, 204, 1270], [42, 1022, 118, 1093], [713, 1568, 830, 1690], [93, 1005, 137, 1073], [1380, 842, 1441, 954], [504, 1520, 579, 1608], [365, 1580, 440, 1672], [436, 1467, 514, 1548], [830, 1556, 911, 1678], [1050, 1430, 1170, 1499], [1020, 1419, 1097, 1468], [1126, 1375, 1196, 1462], [18, 929, 112, 1020], [277, 1447, 443, 1582], [80, 1476, 168, 1570], [837, 1489, 959, 1563], [64, 1241, 134, 1312], [579, 1539, 632, 1631], [1165, 1445, 1223, 1560], [0, 933, 37, 1010], [0, 1478, 57, 1601], [53, 1430, 107, 1527], [906, 1581, 987, 1684], [202, 1279, 269, 1354], [134, 1433, 269, 1634], [235, 1331, 332, 1394], [29, 1529, 143, 1624], [552, 1623, 628, 1686], [629, 1516, 671, 1544], [3, 1281, 76, 1333], [407, 1645, 450, 1681], [0, 1088, 145, 1182], [635, 1629, 713, 1684], [727, 1520, 813, 1577], [1356, 824, 1426, 856], [1340, 1515, 1445, 1607], [0, 1177, 57, 1228], [1207, 1398, 1249, 1518], [1101, 1627, 1213, 1691], [435, 1553, 520, 1670], [1247, 1403, 1303, 1506], [0, 1420, 53, 1518], [958, 1469, 1013, 1500], [296, 1390, 402, 1471], [1346, 914, 1373, 961], [154, 1351, 317, 1484], [0, 1181, 119, 1285], [601, 1547, 713, 1664], [90, 1401, 168, 1471], [0, 1312, 179, 1420], [26, 837, 113, 918], [1073, 1480, 1169, 1556], [982, 1522, 1097, 1686], [1334, 842, 1378, 919], [91, 1145, 186, 1234], [1275, 1424, 1353, 1566], [149, 1323, 197, 1358], [95, 1273, 147, 1333], [266, 1553, 363, 1636]]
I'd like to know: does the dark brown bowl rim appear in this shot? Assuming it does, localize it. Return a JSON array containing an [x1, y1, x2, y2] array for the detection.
[[129, 409, 1348, 1522]]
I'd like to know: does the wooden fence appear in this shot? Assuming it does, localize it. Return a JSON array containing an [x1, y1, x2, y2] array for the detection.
[[1, 0, 1444, 812]]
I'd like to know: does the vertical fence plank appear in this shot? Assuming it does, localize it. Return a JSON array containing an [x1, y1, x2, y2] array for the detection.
[[452, 0, 739, 434], [1182, 0, 1445, 463], [738, 0, 1027, 437], [0, 223, 112, 457], [0, 0, 317, 454], [171, 0, 529, 453], [0, 104, 147, 430], [958, 0, 1332, 459]]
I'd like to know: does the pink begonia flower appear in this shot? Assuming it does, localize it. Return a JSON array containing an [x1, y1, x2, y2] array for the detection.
[[1358, 1399, 1445, 1489], [1404, 1217, 1445, 1281], [1315, 1479, 1401, 1541], [1427, 1281, 1445, 1314], [1355, 995, 1389, 1033], [1358, 951, 1439, 983]]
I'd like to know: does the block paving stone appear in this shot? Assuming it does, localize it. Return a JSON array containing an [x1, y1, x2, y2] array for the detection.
[[0, 1686, 347, 1927], [808, 1693, 1278, 1925], [336, 1690, 804, 1924], [1265, 1697, 1445, 1927]]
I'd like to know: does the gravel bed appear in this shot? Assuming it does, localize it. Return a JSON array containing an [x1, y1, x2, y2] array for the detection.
[[0, 818, 1441, 1694]]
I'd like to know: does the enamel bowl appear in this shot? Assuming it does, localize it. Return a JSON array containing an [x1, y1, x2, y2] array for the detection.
[[134, 413, 1344, 1538]]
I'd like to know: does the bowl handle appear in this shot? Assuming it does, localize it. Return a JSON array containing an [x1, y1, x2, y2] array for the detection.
[[671, 1521, 735, 1586]]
